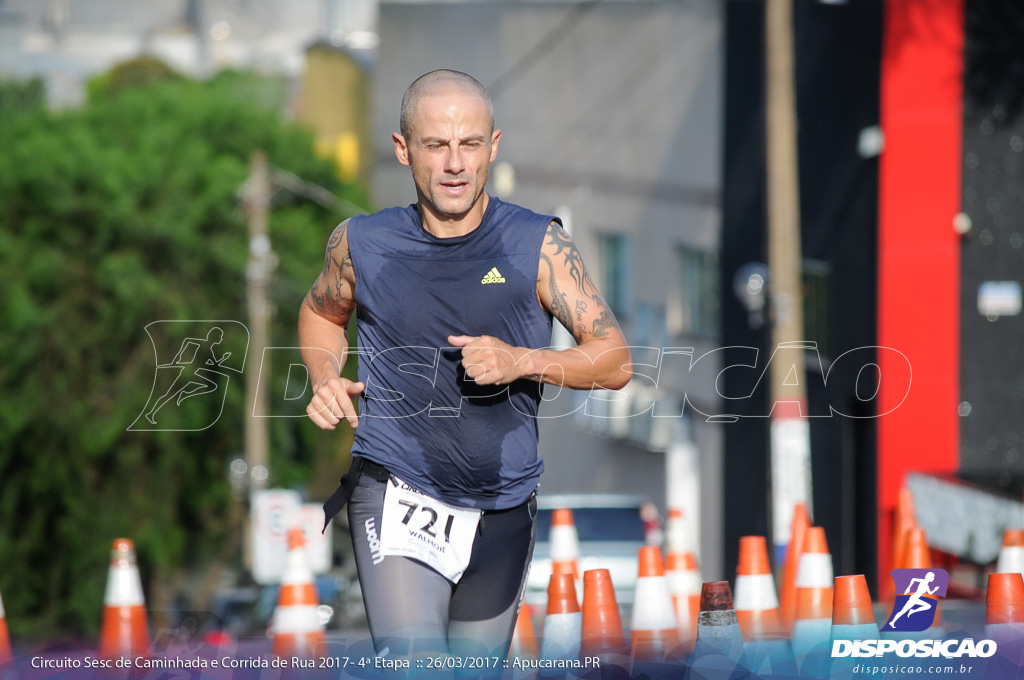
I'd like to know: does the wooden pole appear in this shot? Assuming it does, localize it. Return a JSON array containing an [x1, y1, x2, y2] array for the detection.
[[765, 0, 812, 560]]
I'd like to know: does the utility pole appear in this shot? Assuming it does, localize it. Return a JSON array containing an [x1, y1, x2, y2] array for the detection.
[[245, 150, 274, 499], [765, 0, 812, 562]]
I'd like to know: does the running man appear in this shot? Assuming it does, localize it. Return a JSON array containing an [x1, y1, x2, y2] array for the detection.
[[298, 70, 631, 659], [145, 327, 231, 424], [888, 571, 939, 627]]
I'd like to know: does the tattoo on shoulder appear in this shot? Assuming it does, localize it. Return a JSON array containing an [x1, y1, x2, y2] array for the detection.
[[312, 222, 355, 320], [542, 223, 622, 341], [324, 222, 352, 273], [545, 223, 589, 295], [540, 252, 580, 343]]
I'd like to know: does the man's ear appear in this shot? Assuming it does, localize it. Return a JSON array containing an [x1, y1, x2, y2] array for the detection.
[[489, 129, 502, 162], [393, 132, 411, 167]]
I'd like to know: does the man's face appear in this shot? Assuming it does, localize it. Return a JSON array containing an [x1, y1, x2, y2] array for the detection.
[[394, 88, 501, 223]]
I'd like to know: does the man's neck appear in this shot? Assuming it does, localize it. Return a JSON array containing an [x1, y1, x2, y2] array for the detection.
[[419, 194, 490, 238]]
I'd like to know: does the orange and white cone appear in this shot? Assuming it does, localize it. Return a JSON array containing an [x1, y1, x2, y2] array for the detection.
[[665, 507, 692, 555], [0, 586, 10, 664], [509, 602, 539, 660], [581, 568, 627, 662], [664, 508, 701, 649], [734, 536, 781, 640], [887, 487, 916, 599], [779, 502, 811, 635], [830, 574, 878, 641], [630, 546, 679, 662], [550, 508, 581, 581], [791, 527, 834, 659], [825, 575, 877, 680], [99, 538, 150, 659], [997, 529, 1024, 575], [271, 527, 325, 659], [540, 573, 582, 661], [666, 551, 701, 653], [894, 528, 943, 634], [985, 572, 1024, 645]]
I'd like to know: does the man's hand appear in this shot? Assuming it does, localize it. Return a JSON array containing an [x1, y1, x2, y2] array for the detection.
[[448, 335, 524, 385], [306, 376, 365, 430]]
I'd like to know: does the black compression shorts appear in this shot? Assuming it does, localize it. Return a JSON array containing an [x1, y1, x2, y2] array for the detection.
[[347, 471, 537, 660]]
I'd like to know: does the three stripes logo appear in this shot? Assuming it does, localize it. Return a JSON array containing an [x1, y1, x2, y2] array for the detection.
[[481, 267, 506, 284]]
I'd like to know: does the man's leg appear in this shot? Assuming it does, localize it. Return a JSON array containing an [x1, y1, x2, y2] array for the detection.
[[448, 495, 537, 659], [347, 474, 454, 657]]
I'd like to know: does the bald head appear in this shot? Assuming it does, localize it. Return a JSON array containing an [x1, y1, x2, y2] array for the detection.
[[400, 70, 494, 139]]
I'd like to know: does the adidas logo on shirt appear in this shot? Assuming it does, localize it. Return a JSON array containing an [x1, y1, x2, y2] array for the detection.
[[481, 267, 506, 284]]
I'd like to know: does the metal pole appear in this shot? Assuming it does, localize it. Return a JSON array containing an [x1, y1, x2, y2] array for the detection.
[[245, 150, 272, 499], [765, 0, 812, 561]]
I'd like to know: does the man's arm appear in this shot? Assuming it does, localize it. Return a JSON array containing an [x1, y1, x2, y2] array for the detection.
[[449, 221, 632, 390], [298, 219, 364, 430]]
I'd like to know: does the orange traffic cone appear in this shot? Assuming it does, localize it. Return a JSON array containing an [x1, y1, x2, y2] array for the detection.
[[831, 574, 878, 641], [997, 529, 1024, 575], [666, 551, 701, 652], [509, 602, 539, 659], [825, 575, 877, 680], [271, 527, 325, 659], [791, 527, 833, 658], [541, 573, 582, 661], [581, 568, 627, 660], [779, 502, 810, 634], [665, 507, 693, 554], [734, 536, 781, 640], [550, 508, 581, 581], [99, 538, 150, 659], [664, 508, 701, 649], [0, 586, 10, 664], [985, 572, 1024, 644], [693, 581, 744, 662], [630, 546, 679, 662], [888, 487, 916, 598], [896, 528, 942, 632]]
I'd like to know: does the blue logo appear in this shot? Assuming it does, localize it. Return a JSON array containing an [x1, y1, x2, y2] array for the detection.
[[881, 568, 949, 633]]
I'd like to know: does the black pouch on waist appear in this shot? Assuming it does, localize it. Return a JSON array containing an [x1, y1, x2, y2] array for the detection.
[[321, 457, 392, 533]]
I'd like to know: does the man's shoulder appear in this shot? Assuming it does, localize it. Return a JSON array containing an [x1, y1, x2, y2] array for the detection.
[[348, 205, 417, 242], [360, 204, 417, 224], [489, 197, 560, 229]]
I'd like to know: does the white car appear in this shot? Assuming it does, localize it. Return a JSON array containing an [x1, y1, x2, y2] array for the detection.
[[524, 493, 650, 624]]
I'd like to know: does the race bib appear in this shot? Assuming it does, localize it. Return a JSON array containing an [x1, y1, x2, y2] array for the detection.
[[379, 477, 481, 583]]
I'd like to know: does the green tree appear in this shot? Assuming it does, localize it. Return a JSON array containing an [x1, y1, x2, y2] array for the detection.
[[0, 77, 45, 117], [0, 64, 366, 639]]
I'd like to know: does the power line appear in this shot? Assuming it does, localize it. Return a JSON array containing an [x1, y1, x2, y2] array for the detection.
[[487, 0, 602, 99]]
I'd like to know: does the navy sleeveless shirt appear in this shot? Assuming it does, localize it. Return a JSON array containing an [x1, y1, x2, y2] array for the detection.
[[347, 197, 555, 510]]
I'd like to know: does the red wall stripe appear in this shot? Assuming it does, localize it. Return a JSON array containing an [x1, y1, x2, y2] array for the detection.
[[877, 0, 963, 591]]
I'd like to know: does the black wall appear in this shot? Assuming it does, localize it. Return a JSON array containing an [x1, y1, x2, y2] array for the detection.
[[959, 1, 1024, 490], [721, 0, 882, 589]]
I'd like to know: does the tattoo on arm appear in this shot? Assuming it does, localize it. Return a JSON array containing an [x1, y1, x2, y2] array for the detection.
[[543, 223, 622, 341], [324, 223, 344, 270], [547, 224, 589, 295], [540, 252, 580, 343], [590, 307, 618, 339], [311, 222, 356, 321]]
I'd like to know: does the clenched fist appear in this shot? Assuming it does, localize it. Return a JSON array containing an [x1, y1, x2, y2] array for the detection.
[[448, 334, 524, 385]]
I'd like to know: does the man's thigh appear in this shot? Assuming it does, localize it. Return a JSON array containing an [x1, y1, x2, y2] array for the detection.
[[347, 474, 454, 655], [448, 495, 537, 658]]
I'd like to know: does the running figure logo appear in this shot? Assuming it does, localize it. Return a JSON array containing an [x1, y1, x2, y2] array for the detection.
[[881, 568, 949, 633], [129, 321, 249, 431]]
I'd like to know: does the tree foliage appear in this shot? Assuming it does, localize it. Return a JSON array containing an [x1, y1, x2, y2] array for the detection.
[[0, 63, 365, 639]]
